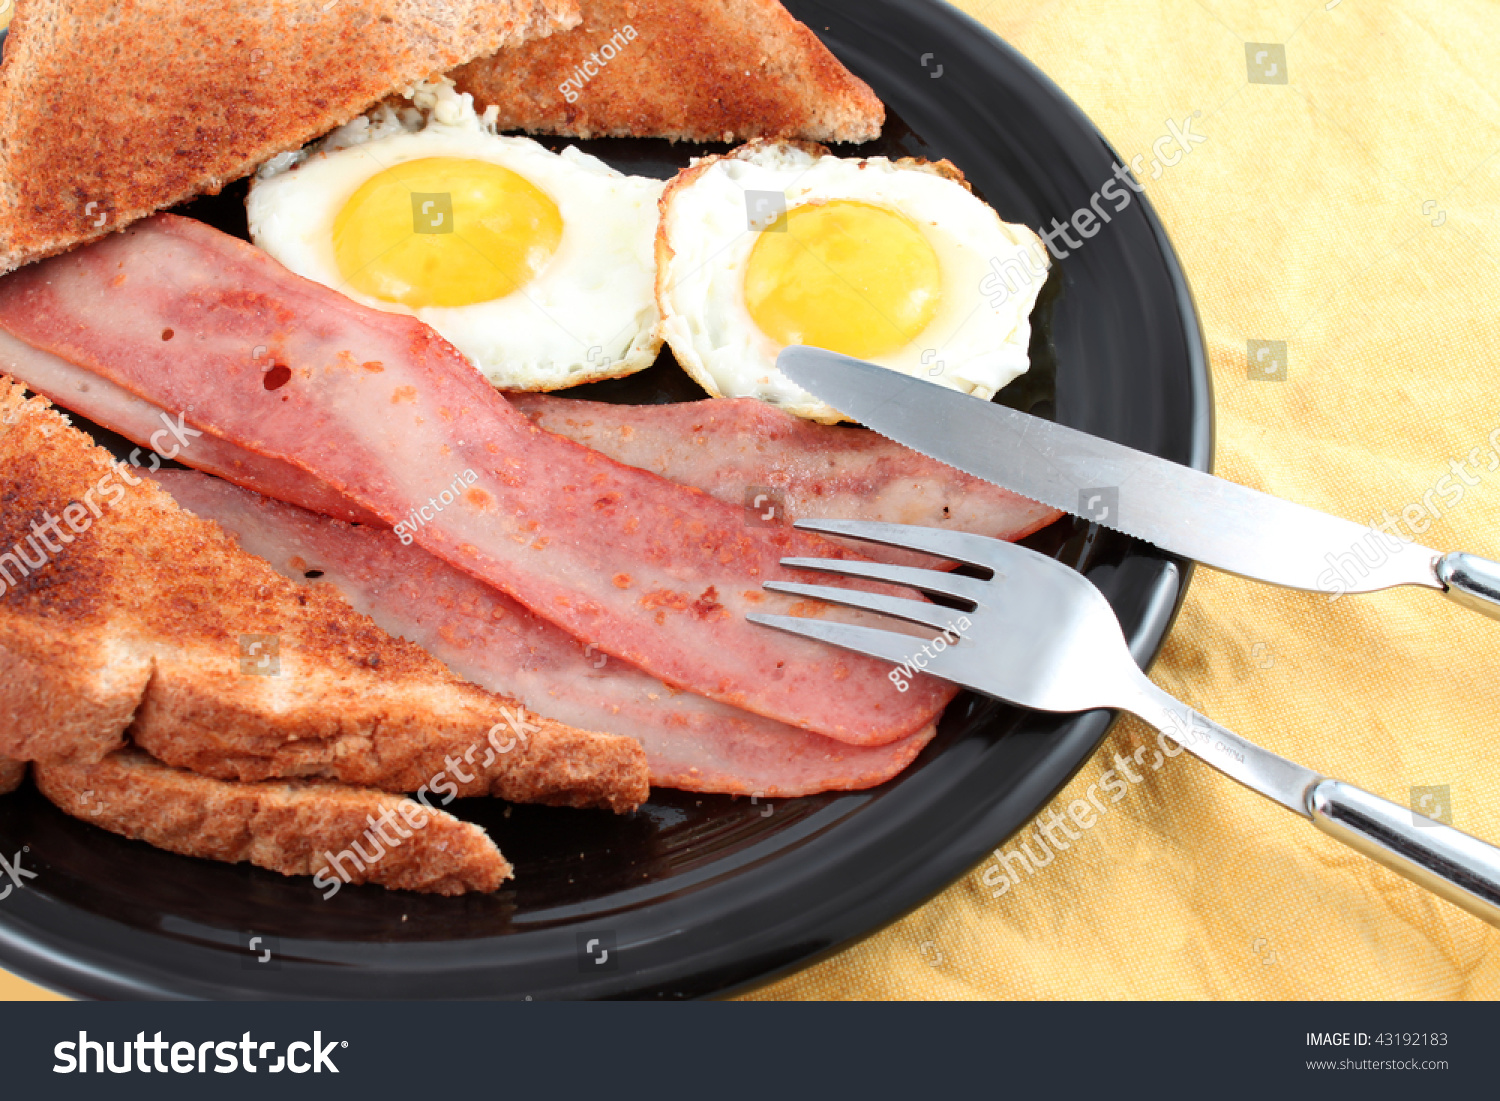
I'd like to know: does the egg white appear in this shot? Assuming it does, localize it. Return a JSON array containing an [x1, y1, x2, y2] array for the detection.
[[656, 141, 1049, 423], [248, 83, 664, 391]]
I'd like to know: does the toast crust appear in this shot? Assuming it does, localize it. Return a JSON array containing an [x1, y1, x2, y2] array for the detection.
[[0, 0, 581, 273], [451, 0, 883, 143], [0, 382, 156, 762], [35, 748, 511, 895], [131, 681, 651, 814], [0, 756, 24, 795]]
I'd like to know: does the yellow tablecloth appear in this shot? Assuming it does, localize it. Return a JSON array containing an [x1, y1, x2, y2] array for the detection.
[[744, 0, 1500, 1000], [5, 0, 1500, 1001]]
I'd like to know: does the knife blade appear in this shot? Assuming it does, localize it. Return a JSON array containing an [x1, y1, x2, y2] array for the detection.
[[777, 346, 1500, 616]]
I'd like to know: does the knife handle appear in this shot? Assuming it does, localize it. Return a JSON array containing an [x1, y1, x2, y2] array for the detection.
[[1308, 780, 1500, 927], [1436, 552, 1500, 620]]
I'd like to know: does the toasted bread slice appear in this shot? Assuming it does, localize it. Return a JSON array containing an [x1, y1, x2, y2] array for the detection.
[[0, 756, 24, 795], [0, 390, 162, 763], [0, 0, 581, 274], [0, 380, 649, 813], [451, 0, 883, 143], [0, 592, 154, 764], [35, 748, 511, 895]]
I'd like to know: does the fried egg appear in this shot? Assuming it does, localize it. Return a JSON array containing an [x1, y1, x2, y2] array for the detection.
[[655, 141, 1049, 422], [248, 81, 664, 391]]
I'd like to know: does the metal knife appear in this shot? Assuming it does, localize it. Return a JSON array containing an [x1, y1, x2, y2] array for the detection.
[[776, 346, 1500, 620]]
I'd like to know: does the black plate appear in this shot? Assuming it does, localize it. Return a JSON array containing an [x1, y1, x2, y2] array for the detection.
[[0, 0, 1210, 999]]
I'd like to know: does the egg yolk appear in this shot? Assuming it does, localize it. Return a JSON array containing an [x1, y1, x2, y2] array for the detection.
[[332, 157, 563, 309], [743, 199, 942, 359]]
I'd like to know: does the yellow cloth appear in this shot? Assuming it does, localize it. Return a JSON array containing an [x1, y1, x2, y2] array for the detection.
[[741, 0, 1500, 1000], [4, 0, 1500, 1001]]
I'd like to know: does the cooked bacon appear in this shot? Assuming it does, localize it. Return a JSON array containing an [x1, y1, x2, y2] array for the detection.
[[0, 342, 943, 789], [0, 215, 954, 746], [0, 323, 1058, 561], [508, 393, 1062, 567], [154, 470, 936, 797], [0, 349, 941, 788], [0, 325, 381, 525]]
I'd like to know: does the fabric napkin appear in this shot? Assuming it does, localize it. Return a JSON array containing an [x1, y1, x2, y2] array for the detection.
[[745, 0, 1500, 1000]]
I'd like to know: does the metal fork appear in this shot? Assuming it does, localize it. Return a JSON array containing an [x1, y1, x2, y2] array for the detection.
[[749, 519, 1500, 927]]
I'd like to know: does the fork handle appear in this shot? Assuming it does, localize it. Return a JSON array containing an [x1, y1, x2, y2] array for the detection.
[[1132, 682, 1500, 927], [1308, 780, 1500, 927]]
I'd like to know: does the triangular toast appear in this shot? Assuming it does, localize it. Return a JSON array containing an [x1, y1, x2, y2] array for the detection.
[[36, 748, 512, 895], [0, 0, 581, 273], [451, 0, 883, 143]]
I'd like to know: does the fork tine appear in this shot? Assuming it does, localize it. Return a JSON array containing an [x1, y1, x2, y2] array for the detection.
[[778, 556, 987, 605], [763, 580, 966, 633], [793, 519, 1013, 571], [746, 613, 948, 670]]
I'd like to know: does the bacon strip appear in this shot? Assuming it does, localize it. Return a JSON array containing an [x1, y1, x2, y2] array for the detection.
[[154, 470, 936, 797], [0, 322, 1057, 564], [0, 215, 952, 746], [508, 393, 1062, 566], [0, 325, 381, 526]]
